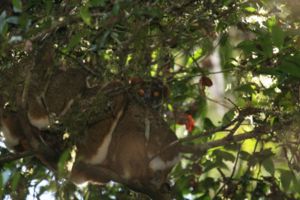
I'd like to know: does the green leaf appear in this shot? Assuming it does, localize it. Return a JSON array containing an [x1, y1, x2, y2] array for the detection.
[[12, 0, 22, 13], [291, 176, 300, 193], [203, 160, 219, 172], [45, 0, 53, 14], [98, 30, 111, 48], [57, 149, 72, 176], [262, 158, 274, 175], [271, 25, 285, 48], [280, 169, 294, 190], [259, 148, 274, 158], [256, 67, 281, 76], [203, 117, 216, 130], [214, 149, 236, 162], [6, 16, 19, 25], [67, 33, 82, 52], [244, 7, 257, 13], [137, 7, 163, 18], [112, 3, 120, 16], [80, 6, 92, 26], [0, 173, 3, 197], [239, 151, 251, 161], [222, 109, 235, 125], [236, 40, 256, 55], [267, 16, 276, 28], [260, 37, 273, 58], [235, 83, 256, 94], [279, 60, 300, 78], [0, 11, 7, 34], [89, 0, 106, 7], [11, 172, 21, 191]]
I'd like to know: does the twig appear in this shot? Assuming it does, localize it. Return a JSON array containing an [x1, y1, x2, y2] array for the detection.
[[57, 49, 99, 77], [205, 96, 232, 109], [230, 144, 242, 179], [213, 144, 243, 199], [213, 168, 227, 199], [180, 127, 266, 154], [225, 117, 244, 139], [150, 108, 248, 162], [0, 151, 34, 164], [166, 0, 197, 14], [8, 16, 79, 49], [225, 97, 240, 111], [149, 107, 261, 162]]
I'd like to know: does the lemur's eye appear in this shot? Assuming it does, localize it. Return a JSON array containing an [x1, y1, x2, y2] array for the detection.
[[138, 89, 145, 97], [153, 91, 160, 97]]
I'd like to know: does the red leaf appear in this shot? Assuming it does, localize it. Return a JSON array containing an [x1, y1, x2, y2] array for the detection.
[[176, 113, 195, 132], [185, 114, 195, 132], [200, 76, 213, 87]]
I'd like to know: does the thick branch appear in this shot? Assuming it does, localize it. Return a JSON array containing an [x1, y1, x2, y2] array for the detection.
[[72, 162, 170, 200]]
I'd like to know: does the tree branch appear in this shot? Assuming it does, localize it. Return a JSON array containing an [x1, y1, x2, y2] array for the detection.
[[150, 107, 262, 162], [0, 150, 34, 165], [72, 162, 170, 200], [180, 127, 267, 154]]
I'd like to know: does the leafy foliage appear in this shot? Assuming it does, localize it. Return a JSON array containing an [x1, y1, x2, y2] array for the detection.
[[0, 0, 300, 199]]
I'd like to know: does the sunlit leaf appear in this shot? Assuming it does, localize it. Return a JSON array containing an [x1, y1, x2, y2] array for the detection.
[[262, 158, 274, 175], [244, 7, 257, 13], [214, 149, 236, 162], [267, 16, 276, 28], [57, 149, 72, 177], [280, 170, 294, 191]]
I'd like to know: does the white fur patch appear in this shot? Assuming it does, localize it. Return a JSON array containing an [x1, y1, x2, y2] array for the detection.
[[87, 131, 113, 164], [27, 113, 50, 130], [149, 157, 166, 171], [87, 106, 124, 165], [70, 174, 89, 186], [76, 181, 89, 188], [149, 155, 180, 171], [144, 117, 150, 141]]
